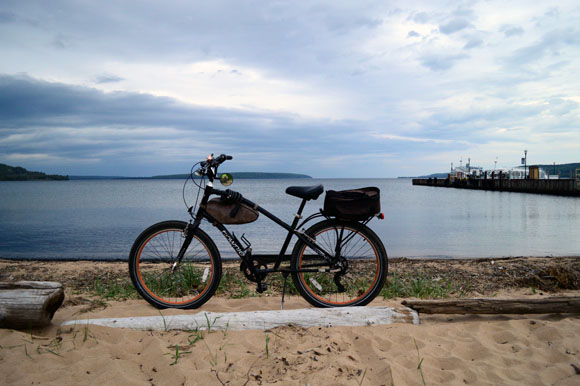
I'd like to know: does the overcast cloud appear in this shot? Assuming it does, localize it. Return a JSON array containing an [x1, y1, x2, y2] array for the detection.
[[1, 0, 579, 177]]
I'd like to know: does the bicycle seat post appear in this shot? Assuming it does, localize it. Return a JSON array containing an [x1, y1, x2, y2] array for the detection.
[[294, 199, 307, 222], [278, 199, 308, 258]]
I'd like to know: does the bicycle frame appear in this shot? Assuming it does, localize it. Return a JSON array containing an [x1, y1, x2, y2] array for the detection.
[[179, 183, 339, 278]]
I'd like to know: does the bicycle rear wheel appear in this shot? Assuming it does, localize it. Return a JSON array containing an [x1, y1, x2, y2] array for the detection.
[[290, 219, 387, 308], [129, 221, 222, 309]]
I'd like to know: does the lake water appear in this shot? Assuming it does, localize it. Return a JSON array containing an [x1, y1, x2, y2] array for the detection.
[[1, 178, 579, 260]]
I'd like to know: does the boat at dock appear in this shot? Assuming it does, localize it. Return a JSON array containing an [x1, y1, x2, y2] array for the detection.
[[413, 159, 580, 196]]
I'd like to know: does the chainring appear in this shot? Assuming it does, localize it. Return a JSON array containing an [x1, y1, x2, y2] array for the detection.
[[240, 259, 267, 283]]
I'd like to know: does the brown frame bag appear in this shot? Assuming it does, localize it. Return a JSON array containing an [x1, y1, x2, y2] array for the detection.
[[204, 198, 259, 224]]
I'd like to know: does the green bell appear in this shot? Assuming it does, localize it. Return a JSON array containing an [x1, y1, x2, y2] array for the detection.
[[219, 173, 234, 186]]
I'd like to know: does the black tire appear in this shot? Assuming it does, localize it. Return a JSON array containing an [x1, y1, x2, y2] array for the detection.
[[129, 221, 222, 309], [290, 220, 388, 308]]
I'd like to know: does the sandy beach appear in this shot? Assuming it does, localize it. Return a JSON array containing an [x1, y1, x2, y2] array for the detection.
[[1, 258, 579, 385]]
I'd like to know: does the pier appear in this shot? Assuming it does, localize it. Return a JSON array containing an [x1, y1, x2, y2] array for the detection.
[[412, 177, 580, 196]]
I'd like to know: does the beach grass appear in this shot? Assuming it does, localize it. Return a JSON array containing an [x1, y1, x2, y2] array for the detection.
[[3, 257, 578, 310], [92, 277, 137, 300], [380, 272, 472, 299], [83, 266, 476, 305]]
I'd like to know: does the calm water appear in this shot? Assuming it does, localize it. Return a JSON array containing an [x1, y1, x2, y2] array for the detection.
[[1, 178, 579, 260]]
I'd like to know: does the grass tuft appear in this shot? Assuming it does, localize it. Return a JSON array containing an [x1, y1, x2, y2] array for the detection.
[[414, 338, 427, 386], [92, 277, 137, 300], [381, 272, 471, 299], [167, 344, 192, 366]]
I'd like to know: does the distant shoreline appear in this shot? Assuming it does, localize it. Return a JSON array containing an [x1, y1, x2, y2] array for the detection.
[[69, 172, 312, 180]]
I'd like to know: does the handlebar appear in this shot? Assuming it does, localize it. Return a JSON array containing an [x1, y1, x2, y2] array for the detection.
[[195, 153, 233, 178], [203, 153, 232, 167]]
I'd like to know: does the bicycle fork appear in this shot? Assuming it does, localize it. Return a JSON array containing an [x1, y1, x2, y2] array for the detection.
[[171, 221, 198, 272]]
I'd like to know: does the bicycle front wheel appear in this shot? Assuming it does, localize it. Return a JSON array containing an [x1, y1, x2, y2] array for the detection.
[[290, 220, 387, 308], [129, 221, 222, 309]]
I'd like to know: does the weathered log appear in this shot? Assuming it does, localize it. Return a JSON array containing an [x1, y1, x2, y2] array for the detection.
[[62, 306, 420, 331], [402, 297, 580, 314], [0, 281, 65, 328]]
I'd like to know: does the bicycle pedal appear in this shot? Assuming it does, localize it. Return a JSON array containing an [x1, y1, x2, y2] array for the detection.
[[256, 283, 267, 293]]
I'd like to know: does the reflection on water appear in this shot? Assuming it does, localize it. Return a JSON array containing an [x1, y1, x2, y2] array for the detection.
[[0, 178, 579, 260]]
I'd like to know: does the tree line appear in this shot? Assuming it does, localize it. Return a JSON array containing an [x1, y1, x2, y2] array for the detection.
[[0, 164, 68, 181]]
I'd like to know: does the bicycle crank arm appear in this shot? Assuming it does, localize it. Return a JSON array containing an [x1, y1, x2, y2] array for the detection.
[[290, 267, 342, 273]]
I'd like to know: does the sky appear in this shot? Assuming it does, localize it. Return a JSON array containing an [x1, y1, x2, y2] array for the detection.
[[1, 1, 579, 178]]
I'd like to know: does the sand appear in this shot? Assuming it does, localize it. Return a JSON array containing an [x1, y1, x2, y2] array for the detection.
[[1, 259, 580, 385]]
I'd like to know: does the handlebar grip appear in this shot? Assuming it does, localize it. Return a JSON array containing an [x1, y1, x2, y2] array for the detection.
[[216, 154, 232, 163]]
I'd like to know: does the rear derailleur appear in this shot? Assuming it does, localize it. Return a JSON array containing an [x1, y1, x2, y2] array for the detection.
[[332, 256, 349, 293]]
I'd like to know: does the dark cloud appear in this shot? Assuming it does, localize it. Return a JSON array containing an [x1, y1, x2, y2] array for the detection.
[[0, 74, 379, 176], [0, 1, 390, 82], [0, 11, 17, 23]]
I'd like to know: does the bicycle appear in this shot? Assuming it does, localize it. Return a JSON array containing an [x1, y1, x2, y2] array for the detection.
[[129, 154, 388, 309]]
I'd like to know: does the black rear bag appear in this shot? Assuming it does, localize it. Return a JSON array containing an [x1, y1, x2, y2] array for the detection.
[[323, 187, 380, 221]]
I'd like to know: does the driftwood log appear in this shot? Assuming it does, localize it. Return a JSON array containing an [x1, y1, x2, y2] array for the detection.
[[62, 306, 420, 331], [0, 281, 64, 329], [402, 297, 580, 315]]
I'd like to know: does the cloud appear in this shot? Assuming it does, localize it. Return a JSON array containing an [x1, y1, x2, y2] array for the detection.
[[419, 53, 468, 71], [507, 28, 580, 65], [500, 25, 524, 37], [464, 38, 483, 50], [0, 75, 381, 176], [1, 1, 580, 177], [0, 11, 17, 23], [373, 134, 469, 145], [94, 74, 124, 84], [410, 11, 432, 24], [439, 18, 471, 34]]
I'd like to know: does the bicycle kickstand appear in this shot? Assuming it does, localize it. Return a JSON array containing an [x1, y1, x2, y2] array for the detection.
[[280, 272, 289, 310]]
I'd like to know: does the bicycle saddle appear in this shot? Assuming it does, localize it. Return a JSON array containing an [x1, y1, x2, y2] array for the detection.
[[285, 184, 324, 200]]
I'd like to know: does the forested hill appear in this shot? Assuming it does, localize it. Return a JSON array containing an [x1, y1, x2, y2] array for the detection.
[[535, 163, 580, 178], [0, 164, 68, 181]]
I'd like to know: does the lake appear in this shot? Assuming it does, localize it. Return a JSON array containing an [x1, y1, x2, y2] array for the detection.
[[1, 178, 579, 260]]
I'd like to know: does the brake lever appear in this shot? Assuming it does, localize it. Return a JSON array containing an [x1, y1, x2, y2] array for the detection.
[[194, 161, 209, 176]]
